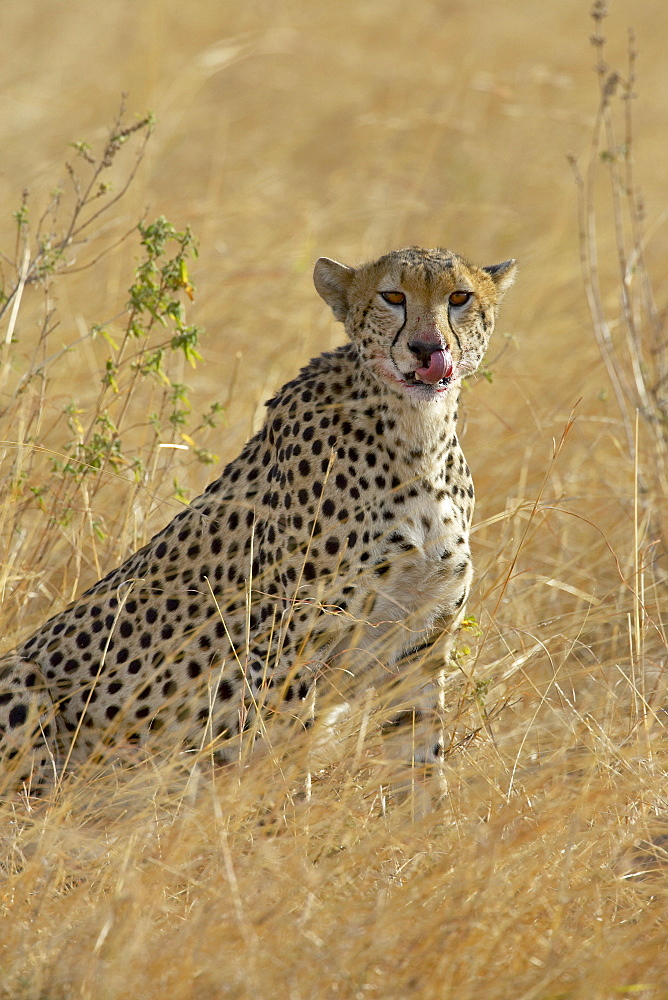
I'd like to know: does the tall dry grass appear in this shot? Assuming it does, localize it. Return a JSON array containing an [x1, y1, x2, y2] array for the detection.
[[1, 1, 668, 996]]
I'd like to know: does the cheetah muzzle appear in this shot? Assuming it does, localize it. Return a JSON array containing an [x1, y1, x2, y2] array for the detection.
[[0, 245, 516, 799], [401, 339, 454, 389]]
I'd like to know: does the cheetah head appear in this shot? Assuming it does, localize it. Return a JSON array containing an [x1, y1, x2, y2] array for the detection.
[[313, 247, 516, 402]]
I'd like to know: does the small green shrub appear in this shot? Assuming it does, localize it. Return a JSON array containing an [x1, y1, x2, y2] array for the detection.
[[0, 104, 221, 628]]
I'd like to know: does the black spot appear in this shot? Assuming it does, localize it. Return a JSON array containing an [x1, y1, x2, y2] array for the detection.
[[76, 632, 91, 649], [303, 561, 317, 581], [218, 680, 234, 701], [8, 703, 27, 728], [120, 621, 133, 638]]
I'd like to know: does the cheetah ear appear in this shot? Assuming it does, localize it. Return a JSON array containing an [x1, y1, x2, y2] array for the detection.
[[482, 259, 518, 300], [313, 257, 355, 322]]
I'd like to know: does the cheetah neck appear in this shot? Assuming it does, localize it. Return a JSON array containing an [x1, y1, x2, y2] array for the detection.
[[347, 347, 462, 481], [385, 388, 461, 483]]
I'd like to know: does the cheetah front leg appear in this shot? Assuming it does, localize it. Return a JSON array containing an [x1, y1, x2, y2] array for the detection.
[[376, 628, 456, 815], [0, 652, 60, 793], [372, 556, 474, 813], [315, 600, 460, 814]]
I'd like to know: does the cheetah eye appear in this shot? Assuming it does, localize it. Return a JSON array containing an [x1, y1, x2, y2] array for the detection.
[[449, 290, 472, 307], [381, 291, 406, 306]]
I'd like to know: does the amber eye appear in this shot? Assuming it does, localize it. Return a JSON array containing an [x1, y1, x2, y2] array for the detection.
[[449, 290, 472, 307], [381, 291, 406, 306]]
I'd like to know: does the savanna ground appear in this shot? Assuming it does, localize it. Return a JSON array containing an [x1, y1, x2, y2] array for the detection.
[[1, 1, 668, 997]]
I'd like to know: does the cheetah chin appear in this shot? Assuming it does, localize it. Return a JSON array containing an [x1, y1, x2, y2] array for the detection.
[[401, 370, 453, 389]]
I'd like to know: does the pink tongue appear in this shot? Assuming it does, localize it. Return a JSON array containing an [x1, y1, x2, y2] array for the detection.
[[415, 348, 453, 385]]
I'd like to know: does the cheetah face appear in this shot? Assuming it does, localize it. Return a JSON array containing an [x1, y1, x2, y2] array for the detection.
[[314, 247, 516, 402]]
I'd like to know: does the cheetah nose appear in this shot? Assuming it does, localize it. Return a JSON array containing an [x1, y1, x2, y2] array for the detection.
[[408, 339, 444, 367]]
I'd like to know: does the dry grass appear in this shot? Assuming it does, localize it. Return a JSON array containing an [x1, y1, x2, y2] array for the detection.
[[1, 1, 668, 996]]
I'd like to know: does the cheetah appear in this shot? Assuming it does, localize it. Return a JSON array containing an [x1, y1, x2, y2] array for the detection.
[[0, 246, 516, 791]]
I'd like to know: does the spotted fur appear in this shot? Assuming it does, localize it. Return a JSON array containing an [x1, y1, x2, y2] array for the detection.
[[0, 246, 516, 787]]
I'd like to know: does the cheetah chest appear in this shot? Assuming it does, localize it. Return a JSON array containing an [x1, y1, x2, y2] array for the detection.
[[380, 489, 470, 604]]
